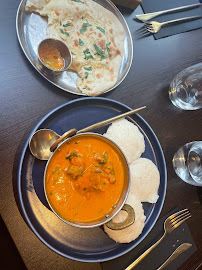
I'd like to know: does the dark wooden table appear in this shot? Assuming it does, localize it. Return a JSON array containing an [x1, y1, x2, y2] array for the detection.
[[1, 1, 202, 269]]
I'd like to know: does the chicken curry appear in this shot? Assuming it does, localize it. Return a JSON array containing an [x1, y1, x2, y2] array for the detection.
[[45, 135, 126, 223]]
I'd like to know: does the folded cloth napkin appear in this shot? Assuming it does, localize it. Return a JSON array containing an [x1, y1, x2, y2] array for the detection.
[[140, 0, 202, 39], [101, 208, 197, 270]]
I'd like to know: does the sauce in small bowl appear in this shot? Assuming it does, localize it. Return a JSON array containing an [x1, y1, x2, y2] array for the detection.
[[44, 133, 130, 228], [38, 38, 72, 75]]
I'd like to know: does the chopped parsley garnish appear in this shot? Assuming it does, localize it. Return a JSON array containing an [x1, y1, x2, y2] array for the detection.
[[84, 66, 92, 71], [52, 165, 60, 174], [83, 48, 93, 60], [83, 23, 92, 27], [106, 42, 111, 58], [66, 152, 78, 160], [80, 23, 92, 34], [80, 27, 86, 34], [72, 52, 76, 55], [70, 0, 84, 3], [60, 29, 70, 36], [84, 72, 89, 79], [94, 43, 106, 60], [59, 21, 62, 26], [63, 23, 71, 27], [96, 26, 105, 35], [66, 154, 72, 160], [78, 38, 84, 46]]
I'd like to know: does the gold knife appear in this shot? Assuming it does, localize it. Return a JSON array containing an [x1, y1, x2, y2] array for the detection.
[[135, 3, 201, 22], [156, 243, 192, 270]]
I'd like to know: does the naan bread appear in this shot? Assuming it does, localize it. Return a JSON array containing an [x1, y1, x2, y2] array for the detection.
[[25, 0, 125, 96]]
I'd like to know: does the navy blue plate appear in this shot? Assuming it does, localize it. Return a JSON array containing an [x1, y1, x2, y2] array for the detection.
[[18, 97, 167, 262]]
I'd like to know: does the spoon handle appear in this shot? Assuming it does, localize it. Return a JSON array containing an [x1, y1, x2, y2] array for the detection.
[[77, 106, 146, 134], [50, 128, 77, 152], [50, 106, 146, 152]]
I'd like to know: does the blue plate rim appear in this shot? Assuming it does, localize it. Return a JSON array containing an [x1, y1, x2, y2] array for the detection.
[[17, 97, 167, 262]]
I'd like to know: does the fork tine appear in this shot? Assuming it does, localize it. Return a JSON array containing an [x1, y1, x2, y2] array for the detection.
[[145, 25, 153, 29], [171, 214, 191, 229], [171, 212, 191, 226], [145, 25, 154, 30], [145, 27, 153, 32], [145, 28, 154, 33], [145, 23, 153, 28], [170, 209, 190, 221], [171, 211, 190, 222], [168, 208, 189, 221], [145, 27, 155, 33]]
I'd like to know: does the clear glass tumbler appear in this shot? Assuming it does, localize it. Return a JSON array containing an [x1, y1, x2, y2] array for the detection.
[[172, 141, 202, 186], [169, 63, 202, 110]]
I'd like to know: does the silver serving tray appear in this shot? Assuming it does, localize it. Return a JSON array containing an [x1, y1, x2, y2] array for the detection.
[[16, 0, 133, 96]]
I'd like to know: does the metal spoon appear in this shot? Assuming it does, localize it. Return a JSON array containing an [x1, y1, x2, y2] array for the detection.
[[29, 106, 146, 160]]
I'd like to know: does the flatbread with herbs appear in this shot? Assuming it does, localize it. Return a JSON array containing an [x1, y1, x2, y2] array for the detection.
[[25, 0, 125, 96]]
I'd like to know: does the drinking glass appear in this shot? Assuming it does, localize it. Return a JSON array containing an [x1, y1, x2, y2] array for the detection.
[[172, 141, 202, 186], [169, 63, 202, 110]]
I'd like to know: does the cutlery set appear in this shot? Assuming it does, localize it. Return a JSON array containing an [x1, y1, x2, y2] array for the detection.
[[136, 3, 202, 33], [125, 209, 192, 270]]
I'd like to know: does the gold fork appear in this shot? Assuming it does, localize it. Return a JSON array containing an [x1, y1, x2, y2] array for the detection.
[[145, 15, 202, 33], [125, 209, 191, 270]]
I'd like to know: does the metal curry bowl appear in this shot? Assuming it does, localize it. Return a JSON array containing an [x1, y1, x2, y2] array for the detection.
[[37, 38, 72, 76], [44, 133, 134, 229]]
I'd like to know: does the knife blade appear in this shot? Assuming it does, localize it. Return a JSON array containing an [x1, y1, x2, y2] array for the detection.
[[157, 243, 192, 270], [135, 3, 201, 22]]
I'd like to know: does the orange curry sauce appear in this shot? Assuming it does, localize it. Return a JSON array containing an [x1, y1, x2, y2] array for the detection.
[[38, 42, 64, 70], [45, 136, 125, 223]]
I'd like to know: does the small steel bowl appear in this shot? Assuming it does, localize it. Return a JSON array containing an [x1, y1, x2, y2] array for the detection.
[[44, 133, 134, 229], [37, 38, 72, 75]]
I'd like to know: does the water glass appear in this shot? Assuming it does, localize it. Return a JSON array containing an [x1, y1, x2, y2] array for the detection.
[[172, 141, 202, 186], [169, 63, 202, 110]]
